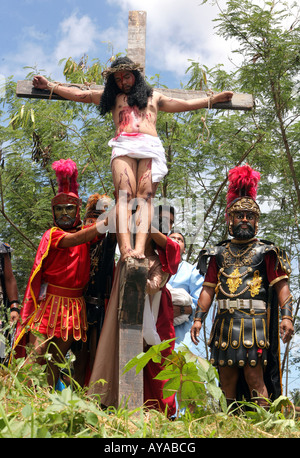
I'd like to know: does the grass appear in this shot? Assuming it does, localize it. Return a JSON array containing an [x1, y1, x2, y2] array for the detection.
[[0, 357, 300, 439]]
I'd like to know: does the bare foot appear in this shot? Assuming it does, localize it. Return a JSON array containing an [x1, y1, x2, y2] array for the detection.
[[120, 248, 146, 262], [130, 249, 146, 260], [120, 248, 135, 262]]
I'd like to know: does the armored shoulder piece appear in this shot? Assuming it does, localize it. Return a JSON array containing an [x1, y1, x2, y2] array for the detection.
[[259, 239, 291, 276], [197, 240, 229, 275]]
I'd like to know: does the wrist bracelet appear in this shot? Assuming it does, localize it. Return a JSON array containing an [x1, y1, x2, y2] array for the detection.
[[8, 300, 19, 307], [280, 294, 293, 320], [282, 315, 293, 322], [194, 309, 207, 323]]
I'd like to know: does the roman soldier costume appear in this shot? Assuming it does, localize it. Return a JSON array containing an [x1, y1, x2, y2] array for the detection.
[[13, 159, 92, 357], [195, 164, 293, 401]]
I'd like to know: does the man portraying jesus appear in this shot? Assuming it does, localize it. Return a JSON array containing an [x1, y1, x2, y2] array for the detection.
[[33, 57, 233, 262]]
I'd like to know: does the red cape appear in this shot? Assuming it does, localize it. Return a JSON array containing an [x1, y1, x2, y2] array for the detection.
[[156, 236, 181, 276], [13, 227, 59, 358]]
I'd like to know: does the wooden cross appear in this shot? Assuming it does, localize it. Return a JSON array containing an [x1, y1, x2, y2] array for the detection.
[[16, 10, 253, 110], [16, 11, 253, 411]]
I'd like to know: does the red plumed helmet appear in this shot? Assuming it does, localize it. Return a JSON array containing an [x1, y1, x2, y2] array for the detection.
[[226, 164, 260, 206], [52, 158, 79, 196], [51, 158, 82, 228], [225, 164, 261, 234]]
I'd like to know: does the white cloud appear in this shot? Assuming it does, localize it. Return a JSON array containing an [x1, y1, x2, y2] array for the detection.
[[54, 12, 102, 61], [106, 0, 237, 78], [1, 42, 51, 79], [105, 0, 299, 82], [1, 11, 106, 81], [1, 0, 298, 85], [22, 26, 48, 42]]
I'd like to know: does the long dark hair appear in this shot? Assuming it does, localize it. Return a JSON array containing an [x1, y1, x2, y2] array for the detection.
[[99, 57, 153, 115]]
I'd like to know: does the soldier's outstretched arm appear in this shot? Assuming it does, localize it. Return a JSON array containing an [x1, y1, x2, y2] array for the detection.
[[58, 218, 108, 248]]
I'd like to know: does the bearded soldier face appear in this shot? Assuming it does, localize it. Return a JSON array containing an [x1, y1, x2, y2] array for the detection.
[[232, 211, 256, 239], [54, 204, 77, 229]]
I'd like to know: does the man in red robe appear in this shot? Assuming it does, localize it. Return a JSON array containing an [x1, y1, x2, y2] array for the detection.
[[12, 159, 107, 387]]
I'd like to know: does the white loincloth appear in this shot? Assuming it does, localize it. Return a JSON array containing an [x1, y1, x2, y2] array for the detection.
[[109, 132, 168, 183]]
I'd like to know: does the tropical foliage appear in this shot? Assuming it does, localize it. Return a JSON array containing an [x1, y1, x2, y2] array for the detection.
[[0, 343, 299, 438]]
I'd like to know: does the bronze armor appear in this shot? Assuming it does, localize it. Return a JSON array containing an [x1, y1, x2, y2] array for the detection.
[[197, 239, 291, 368]]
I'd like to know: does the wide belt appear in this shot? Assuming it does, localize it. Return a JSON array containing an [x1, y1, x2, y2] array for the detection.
[[47, 283, 84, 298], [218, 299, 266, 311]]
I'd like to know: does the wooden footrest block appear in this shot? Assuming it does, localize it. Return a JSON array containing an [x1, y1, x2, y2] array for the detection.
[[118, 257, 148, 325]]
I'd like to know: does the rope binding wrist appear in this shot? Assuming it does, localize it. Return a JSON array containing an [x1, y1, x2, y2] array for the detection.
[[47, 81, 62, 100]]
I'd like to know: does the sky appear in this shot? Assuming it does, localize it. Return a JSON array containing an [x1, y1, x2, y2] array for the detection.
[[0, 0, 242, 90], [1, 0, 297, 90]]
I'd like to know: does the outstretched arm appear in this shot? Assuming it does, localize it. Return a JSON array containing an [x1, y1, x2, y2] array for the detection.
[[32, 75, 103, 105], [150, 226, 168, 249], [157, 91, 233, 113], [58, 218, 108, 248]]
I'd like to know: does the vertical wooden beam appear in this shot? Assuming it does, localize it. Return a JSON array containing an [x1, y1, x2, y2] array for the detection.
[[118, 258, 148, 410], [117, 10, 148, 411], [127, 10, 147, 76]]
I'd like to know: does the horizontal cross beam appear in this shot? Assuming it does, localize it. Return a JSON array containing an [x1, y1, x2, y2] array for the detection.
[[16, 80, 253, 111]]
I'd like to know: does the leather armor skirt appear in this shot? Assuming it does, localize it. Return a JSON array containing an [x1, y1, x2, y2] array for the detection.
[[209, 308, 269, 368]]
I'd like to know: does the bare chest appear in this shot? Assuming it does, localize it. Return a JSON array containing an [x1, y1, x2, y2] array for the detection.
[[112, 94, 158, 135]]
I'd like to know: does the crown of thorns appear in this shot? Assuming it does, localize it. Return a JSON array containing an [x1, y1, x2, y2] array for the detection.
[[102, 62, 144, 80]]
